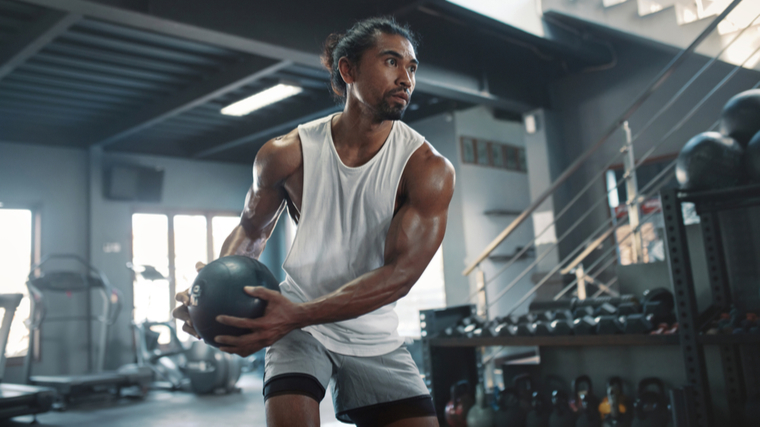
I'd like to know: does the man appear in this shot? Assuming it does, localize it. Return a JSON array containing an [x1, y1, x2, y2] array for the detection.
[[174, 17, 454, 427]]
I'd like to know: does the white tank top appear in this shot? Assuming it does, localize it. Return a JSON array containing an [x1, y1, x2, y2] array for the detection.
[[279, 113, 425, 356]]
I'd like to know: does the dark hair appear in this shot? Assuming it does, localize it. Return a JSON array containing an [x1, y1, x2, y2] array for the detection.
[[321, 17, 419, 99]]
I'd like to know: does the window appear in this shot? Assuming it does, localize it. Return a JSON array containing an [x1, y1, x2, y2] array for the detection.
[[131, 211, 240, 341], [132, 213, 171, 324], [0, 208, 38, 358], [395, 245, 446, 338]]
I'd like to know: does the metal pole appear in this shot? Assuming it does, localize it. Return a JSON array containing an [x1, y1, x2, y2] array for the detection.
[[622, 121, 643, 263], [576, 263, 587, 300], [476, 268, 487, 320]]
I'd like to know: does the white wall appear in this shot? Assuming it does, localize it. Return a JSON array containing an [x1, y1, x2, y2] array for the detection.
[[453, 106, 536, 318], [410, 108, 537, 318]]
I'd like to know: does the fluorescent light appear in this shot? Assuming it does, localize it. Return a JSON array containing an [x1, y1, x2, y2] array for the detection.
[[221, 84, 303, 116]]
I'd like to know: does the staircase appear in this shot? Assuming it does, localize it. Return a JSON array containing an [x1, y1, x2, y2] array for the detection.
[[460, 0, 760, 320], [542, 0, 760, 71]]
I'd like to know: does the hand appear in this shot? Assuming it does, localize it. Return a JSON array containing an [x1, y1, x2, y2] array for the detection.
[[172, 289, 200, 339], [214, 286, 302, 357], [169, 261, 207, 340]]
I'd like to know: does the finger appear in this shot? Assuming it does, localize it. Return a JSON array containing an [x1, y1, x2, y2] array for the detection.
[[214, 334, 246, 346], [195, 261, 207, 272], [216, 315, 259, 329], [175, 290, 190, 304], [171, 305, 191, 321], [244, 286, 278, 299], [182, 322, 200, 339]]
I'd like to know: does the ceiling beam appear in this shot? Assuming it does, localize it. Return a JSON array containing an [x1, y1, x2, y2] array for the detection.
[[0, 11, 80, 81], [193, 105, 342, 159], [16, 0, 528, 112], [91, 59, 292, 147]]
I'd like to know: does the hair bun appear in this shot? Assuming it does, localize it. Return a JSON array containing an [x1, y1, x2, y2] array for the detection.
[[321, 33, 344, 70]]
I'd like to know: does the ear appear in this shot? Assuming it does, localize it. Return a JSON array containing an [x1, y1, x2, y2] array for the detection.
[[337, 56, 356, 86]]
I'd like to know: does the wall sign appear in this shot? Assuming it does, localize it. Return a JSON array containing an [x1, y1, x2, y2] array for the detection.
[[460, 136, 527, 172]]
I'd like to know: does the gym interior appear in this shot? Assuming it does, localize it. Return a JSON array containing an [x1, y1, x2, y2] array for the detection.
[[1, 1, 759, 426]]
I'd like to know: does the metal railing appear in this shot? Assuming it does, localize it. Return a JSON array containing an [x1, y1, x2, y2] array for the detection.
[[461, 0, 760, 316]]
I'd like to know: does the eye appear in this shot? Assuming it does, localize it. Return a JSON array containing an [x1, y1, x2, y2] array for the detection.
[[387, 58, 397, 66], [410, 66, 417, 73]]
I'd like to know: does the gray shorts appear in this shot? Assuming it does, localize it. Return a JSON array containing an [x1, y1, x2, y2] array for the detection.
[[263, 329, 434, 425]]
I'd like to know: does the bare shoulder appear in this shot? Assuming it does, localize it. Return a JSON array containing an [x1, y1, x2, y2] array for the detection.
[[253, 128, 302, 187], [404, 141, 455, 208]]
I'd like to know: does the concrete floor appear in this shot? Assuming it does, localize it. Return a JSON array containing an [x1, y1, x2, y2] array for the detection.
[[5, 374, 350, 427]]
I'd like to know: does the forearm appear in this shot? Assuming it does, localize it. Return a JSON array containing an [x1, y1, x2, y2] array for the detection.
[[218, 224, 267, 259], [293, 265, 413, 328]]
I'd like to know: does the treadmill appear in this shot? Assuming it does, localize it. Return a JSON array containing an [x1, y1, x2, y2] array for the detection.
[[0, 293, 55, 421], [23, 255, 152, 409]]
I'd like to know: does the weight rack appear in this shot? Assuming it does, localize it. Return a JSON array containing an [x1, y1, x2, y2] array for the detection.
[[661, 184, 760, 427], [420, 184, 760, 427]]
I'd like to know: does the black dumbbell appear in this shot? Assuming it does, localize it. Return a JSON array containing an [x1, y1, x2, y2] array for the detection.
[[573, 316, 598, 335], [551, 318, 574, 335], [517, 322, 534, 336], [574, 306, 594, 319], [617, 301, 641, 316], [596, 315, 623, 334], [620, 313, 654, 334], [594, 303, 618, 317], [532, 321, 553, 336]]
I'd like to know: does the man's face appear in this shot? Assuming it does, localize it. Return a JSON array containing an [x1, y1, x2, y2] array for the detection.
[[351, 33, 418, 121]]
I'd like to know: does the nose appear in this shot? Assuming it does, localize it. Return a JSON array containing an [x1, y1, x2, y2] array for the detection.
[[397, 69, 413, 91]]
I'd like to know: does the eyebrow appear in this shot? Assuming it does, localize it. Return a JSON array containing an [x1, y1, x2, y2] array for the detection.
[[379, 49, 419, 65]]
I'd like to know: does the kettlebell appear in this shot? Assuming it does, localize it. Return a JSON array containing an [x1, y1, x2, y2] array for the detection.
[[495, 386, 526, 427], [526, 391, 550, 427], [445, 380, 474, 427], [599, 377, 631, 427], [514, 373, 535, 412], [549, 389, 577, 427], [572, 375, 601, 427], [632, 378, 669, 427], [467, 382, 496, 427]]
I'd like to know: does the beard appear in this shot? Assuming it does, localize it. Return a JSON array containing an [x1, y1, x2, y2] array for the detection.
[[375, 94, 409, 121]]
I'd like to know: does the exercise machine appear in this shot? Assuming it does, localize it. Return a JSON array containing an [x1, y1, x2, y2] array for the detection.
[[129, 320, 242, 394], [23, 255, 152, 409], [127, 263, 242, 394], [0, 293, 55, 421]]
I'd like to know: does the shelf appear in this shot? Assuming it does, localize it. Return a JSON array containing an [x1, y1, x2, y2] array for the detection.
[[698, 334, 760, 345], [428, 334, 679, 347], [678, 183, 760, 211]]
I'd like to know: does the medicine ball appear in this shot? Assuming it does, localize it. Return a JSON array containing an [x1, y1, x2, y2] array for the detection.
[[747, 130, 760, 183], [720, 89, 760, 147], [675, 131, 743, 190], [188, 255, 280, 347]]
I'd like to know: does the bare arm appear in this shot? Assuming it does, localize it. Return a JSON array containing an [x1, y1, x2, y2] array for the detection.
[[173, 131, 299, 337], [219, 132, 300, 259]]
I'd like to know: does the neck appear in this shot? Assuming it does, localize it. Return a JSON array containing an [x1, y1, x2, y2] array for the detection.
[[332, 97, 393, 149]]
